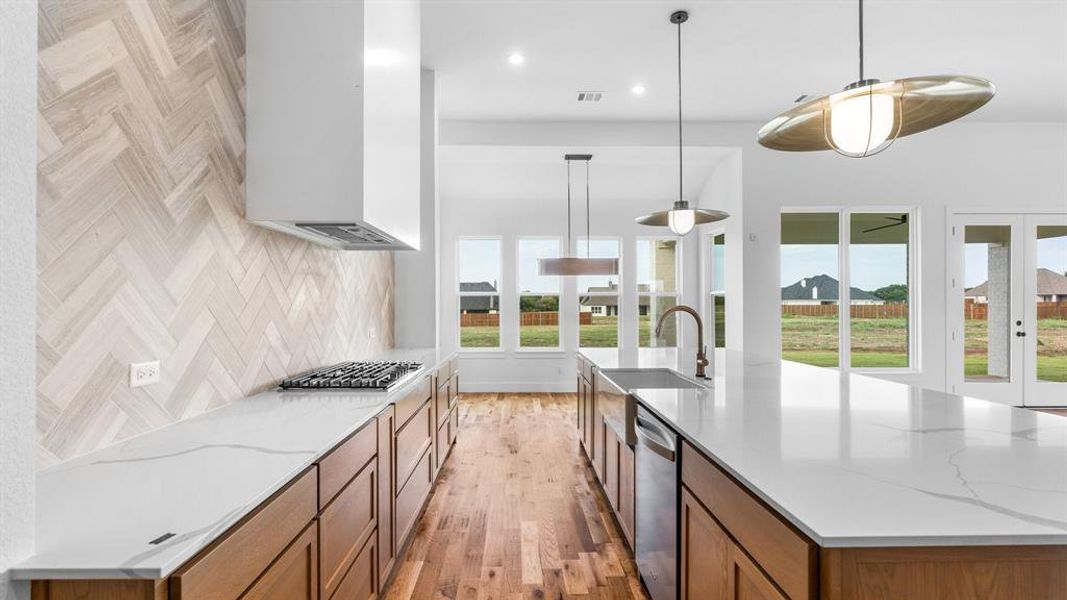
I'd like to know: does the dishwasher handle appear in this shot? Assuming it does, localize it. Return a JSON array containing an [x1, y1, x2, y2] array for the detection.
[[635, 415, 676, 462]]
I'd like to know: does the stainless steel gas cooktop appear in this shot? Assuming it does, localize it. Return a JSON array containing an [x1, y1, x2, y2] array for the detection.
[[280, 361, 423, 390]]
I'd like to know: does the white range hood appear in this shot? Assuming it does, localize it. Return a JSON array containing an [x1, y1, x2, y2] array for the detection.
[[246, 0, 421, 250]]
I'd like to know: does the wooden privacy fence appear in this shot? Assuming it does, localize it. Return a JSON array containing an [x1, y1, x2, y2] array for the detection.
[[460, 312, 593, 326], [963, 300, 1067, 320], [781, 304, 908, 318], [783, 301, 1067, 320]]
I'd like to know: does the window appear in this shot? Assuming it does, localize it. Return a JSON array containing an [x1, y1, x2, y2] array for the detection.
[[517, 238, 561, 349], [709, 233, 726, 349], [458, 238, 501, 349], [637, 238, 680, 347], [850, 213, 910, 368], [780, 210, 914, 369], [577, 238, 621, 347]]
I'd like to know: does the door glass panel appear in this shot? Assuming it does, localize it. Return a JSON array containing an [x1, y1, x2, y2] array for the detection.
[[849, 213, 910, 368], [963, 225, 1011, 381], [1035, 226, 1067, 383], [781, 213, 840, 367], [711, 234, 726, 348]]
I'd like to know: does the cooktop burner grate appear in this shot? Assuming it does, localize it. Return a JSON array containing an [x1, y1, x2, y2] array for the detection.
[[280, 361, 423, 390]]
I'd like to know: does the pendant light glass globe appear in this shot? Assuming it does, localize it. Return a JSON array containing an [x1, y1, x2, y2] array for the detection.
[[824, 81, 901, 157], [667, 208, 696, 235]]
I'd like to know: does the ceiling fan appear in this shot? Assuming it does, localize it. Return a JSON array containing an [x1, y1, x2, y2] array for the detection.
[[861, 214, 907, 234]]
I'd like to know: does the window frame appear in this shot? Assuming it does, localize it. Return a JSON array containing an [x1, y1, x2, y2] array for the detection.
[[515, 236, 563, 352], [575, 236, 623, 348], [704, 230, 727, 350], [779, 206, 920, 373], [636, 236, 683, 348], [456, 236, 504, 352]]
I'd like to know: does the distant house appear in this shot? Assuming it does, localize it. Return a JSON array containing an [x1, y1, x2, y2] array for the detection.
[[780, 274, 884, 305], [965, 268, 1067, 303], [579, 282, 654, 316], [460, 281, 500, 313]]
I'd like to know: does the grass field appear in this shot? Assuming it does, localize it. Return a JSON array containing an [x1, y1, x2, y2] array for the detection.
[[781, 314, 1067, 381]]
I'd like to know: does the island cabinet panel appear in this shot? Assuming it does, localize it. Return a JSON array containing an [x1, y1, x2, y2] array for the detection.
[[395, 449, 433, 548], [618, 441, 635, 550], [318, 422, 377, 511], [394, 376, 432, 430], [170, 468, 318, 600], [318, 462, 377, 600], [376, 406, 396, 585], [681, 488, 730, 600], [31, 580, 168, 600], [329, 537, 377, 600], [239, 523, 319, 600], [820, 546, 1067, 600], [604, 424, 620, 511], [395, 401, 433, 490], [731, 545, 787, 600], [592, 410, 606, 482], [681, 442, 816, 600]]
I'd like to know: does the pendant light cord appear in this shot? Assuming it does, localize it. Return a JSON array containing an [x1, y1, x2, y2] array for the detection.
[[858, 0, 864, 81], [676, 16, 683, 206]]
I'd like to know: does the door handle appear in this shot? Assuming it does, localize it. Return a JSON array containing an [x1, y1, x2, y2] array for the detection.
[[635, 417, 676, 462]]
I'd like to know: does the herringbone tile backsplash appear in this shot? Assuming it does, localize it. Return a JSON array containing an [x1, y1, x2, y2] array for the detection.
[[36, 0, 394, 466]]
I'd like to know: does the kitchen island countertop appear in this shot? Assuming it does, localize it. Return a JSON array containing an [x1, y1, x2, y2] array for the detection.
[[580, 347, 1067, 548]]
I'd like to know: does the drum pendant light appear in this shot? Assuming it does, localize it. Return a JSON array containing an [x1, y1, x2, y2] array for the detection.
[[757, 0, 995, 157], [539, 154, 619, 276], [636, 11, 729, 236]]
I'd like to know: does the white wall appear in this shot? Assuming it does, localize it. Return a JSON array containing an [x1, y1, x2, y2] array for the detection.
[[395, 70, 440, 348], [440, 119, 1067, 392], [0, 1, 36, 597], [438, 146, 742, 391]]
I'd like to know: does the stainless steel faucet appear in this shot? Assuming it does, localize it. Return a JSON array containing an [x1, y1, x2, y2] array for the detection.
[[654, 304, 709, 379]]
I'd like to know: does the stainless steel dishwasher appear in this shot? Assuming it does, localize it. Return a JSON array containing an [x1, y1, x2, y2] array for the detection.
[[634, 405, 679, 600]]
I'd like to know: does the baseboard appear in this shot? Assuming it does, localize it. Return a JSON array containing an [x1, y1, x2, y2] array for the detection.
[[458, 381, 573, 393]]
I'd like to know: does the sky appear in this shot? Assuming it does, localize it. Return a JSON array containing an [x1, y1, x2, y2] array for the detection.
[[964, 235, 1067, 288], [780, 244, 908, 291]]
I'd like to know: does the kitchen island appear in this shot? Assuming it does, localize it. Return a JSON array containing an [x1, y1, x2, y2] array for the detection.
[[13, 348, 459, 600], [578, 347, 1067, 599]]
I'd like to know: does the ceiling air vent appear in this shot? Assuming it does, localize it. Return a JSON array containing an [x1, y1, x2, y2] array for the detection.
[[576, 90, 605, 103]]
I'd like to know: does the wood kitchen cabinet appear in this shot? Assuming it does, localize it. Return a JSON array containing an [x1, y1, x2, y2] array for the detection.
[[239, 523, 319, 600]]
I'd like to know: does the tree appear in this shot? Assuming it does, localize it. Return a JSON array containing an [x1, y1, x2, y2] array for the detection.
[[873, 284, 908, 303]]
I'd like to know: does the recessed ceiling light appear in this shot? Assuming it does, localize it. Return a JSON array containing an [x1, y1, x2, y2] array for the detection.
[[631, 84, 646, 95], [508, 52, 525, 66]]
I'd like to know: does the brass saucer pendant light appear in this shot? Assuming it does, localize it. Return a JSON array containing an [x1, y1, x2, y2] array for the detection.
[[757, 0, 995, 158], [539, 154, 619, 276], [636, 10, 729, 236]]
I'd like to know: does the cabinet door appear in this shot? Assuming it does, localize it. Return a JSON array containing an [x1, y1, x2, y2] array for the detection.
[[319, 463, 376, 600], [376, 407, 395, 586], [730, 545, 787, 600], [681, 487, 729, 600], [604, 425, 619, 510], [593, 411, 605, 481], [240, 523, 318, 600], [618, 441, 635, 549]]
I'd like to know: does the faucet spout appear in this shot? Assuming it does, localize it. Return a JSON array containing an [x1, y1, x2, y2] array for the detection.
[[654, 304, 710, 378]]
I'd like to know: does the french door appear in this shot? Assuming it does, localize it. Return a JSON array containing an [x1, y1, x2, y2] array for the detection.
[[948, 212, 1067, 406]]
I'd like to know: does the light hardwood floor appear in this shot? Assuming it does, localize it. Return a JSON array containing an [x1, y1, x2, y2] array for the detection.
[[384, 392, 649, 600]]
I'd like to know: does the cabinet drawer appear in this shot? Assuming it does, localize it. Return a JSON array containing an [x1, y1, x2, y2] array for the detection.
[[681, 442, 816, 600], [395, 448, 433, 548], [394, 375, 432, 430], [239, 522, 319, 600], [171, 468, 317, 600], [435, 380, 450, 427], [395, 401, 432, 491], [330, 536, 376, 600], [319, 462, 376, 600], [448, 376, 458, 408], [317, 422, 376, 511]]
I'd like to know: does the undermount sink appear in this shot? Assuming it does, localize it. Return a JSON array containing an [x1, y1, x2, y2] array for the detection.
[[601, 368, 710, 391]]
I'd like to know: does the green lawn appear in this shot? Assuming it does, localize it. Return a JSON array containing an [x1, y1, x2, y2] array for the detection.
[[781, 314, 1067, 381]]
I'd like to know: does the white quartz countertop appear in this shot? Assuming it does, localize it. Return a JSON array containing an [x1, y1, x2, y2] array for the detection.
[[581, 348, 1067, 548], [11, 348, 453, 581]]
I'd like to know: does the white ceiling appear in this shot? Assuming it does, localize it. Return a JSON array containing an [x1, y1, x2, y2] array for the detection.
[[422, 0, 1067, 122], [438, 145, 733, 206]]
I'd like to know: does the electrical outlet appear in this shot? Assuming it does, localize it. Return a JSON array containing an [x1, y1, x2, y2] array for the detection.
[[130, 361, 161, 388]]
